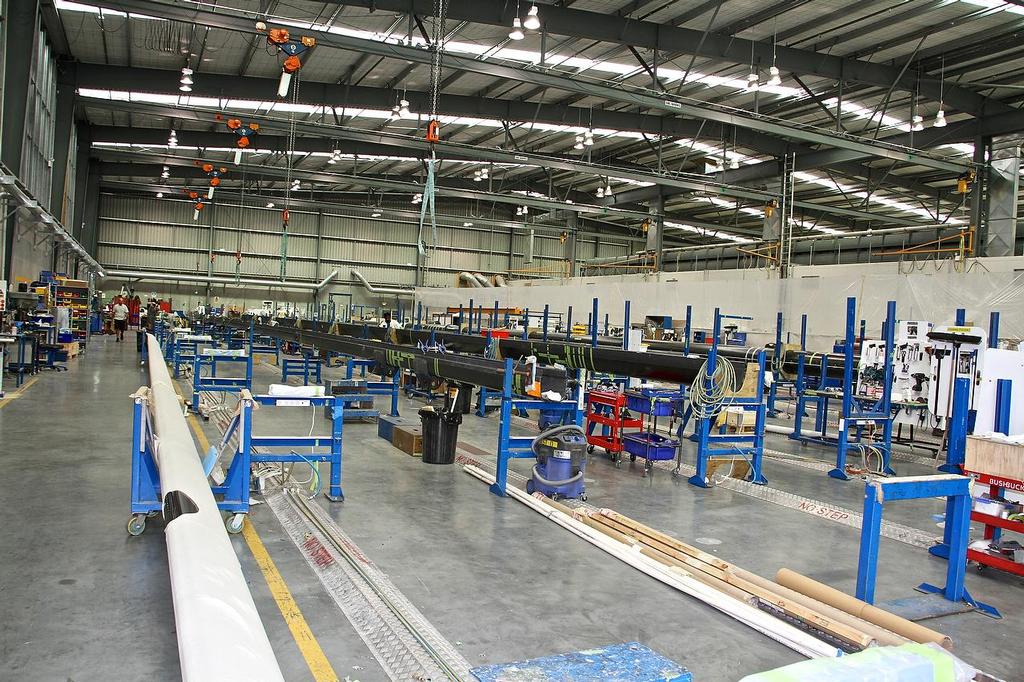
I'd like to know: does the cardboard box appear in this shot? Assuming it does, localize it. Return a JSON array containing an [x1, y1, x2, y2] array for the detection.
[[378, 415, 414, 442], [392, 425, 423, 456], [723, 407, 755, 432], [60, 342, 79, 358]]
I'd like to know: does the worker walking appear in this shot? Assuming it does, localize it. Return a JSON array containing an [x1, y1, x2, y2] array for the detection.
[[112, 298, 130, 342]]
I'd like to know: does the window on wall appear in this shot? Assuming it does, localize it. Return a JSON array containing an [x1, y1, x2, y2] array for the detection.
[[21, 29, 57, 209]]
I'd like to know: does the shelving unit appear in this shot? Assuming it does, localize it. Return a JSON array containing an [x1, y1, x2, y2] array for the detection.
[[585, 389, 643, 462], [964, 469, 1024, 577], [55, 279, 89, 344]]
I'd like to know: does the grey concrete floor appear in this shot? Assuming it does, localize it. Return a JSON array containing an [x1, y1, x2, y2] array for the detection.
[[1, 336, 1022, 682]]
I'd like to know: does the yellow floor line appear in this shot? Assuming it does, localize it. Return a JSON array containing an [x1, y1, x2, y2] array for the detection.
[[176, 377, 338, 681], [0, 376, 39, 409], [242, 520, 340, 682]]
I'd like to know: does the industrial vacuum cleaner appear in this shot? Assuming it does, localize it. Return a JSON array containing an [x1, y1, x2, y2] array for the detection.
[[526, 424, 588, 501]]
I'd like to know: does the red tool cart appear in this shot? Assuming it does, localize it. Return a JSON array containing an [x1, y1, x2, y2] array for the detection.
[[964, 468, 1024, 577], [585, 389, 642, 463]]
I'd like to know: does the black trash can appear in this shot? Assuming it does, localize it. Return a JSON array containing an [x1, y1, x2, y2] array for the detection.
[[419, 406, 462, 464]]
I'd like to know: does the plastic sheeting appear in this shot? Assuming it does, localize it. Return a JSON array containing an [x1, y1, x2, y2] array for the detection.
[[414, 258, 1024, 353]]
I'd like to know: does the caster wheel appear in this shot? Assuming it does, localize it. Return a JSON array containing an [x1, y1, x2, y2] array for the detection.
[[127, 514, 147, 536], [630, 455, 637, 462], [579, 493, 588, 502], [226, 514, 245, 534], [587, 445, 595, 454], [526, 480, 535, 494]]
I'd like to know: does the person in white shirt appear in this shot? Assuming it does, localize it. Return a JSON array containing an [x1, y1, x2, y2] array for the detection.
[[112, 300, 130, 342], [378, 311, 402, 330]]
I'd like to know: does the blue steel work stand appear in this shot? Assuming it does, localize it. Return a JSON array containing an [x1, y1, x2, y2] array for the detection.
[[281, 348, 323, 385], [172, 333, 212, 379], [766, 311, 793, 417], [490, 358, 583, 497], [831, 298, 896, 480], [191, 348, 254, 412], [217, 390, 351, 505], [127, 387, 242, 535], [688, 309, 768, 488], [858, 475, 1000, 619]]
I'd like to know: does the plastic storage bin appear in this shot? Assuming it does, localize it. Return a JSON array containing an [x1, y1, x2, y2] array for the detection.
[[625, 388, 684, 416], [623, 432, 679, 461]]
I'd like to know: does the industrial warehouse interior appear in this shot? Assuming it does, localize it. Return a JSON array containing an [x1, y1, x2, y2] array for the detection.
[[3, 0, 1024, 680]]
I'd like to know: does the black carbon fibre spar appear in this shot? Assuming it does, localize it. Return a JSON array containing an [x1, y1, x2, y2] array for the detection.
[[232, 317, 746, 385]]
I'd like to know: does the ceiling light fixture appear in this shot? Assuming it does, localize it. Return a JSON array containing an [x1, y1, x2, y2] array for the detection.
[[746, 71, 759, 91], [389, 104, 401, 123], [596, 186, 605, 198], [604, 181, 613, 199], [523, 4, 541, 30], [767, 65, 781, 87], [371, 211, 382, 218], [911, 114, 924, 132], [463, 221, 474, 227], [398, 98, 411, 118], [412, 193, 422, 204], [729, 157, 740, 170], [934, 56, 947, 129], [509, 17, 525, 41], [266, 202, 275, 208], [156, 192, 163, 198], [583, 129, 594, 146], [179, 67, 193, 92], [515, 206, 523, 216], [329, 148, 341, 164], [573, 134, 584, 150], [522, 205, 529, 215]]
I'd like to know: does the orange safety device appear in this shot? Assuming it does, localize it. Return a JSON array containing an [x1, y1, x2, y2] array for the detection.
[[237, 136, 251, 148], [225, 117, 241, 129], [202, 163, 214, 172], [283, 55, 302, 74], [426, 120, 440, 143], [210, 177, 221, 187], [268, 28, 290, 44], [301, 36, 316, 47], [281, 209, 290, 225]]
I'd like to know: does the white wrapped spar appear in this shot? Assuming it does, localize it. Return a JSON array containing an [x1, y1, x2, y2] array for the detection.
[[146, 334, 284, 681]]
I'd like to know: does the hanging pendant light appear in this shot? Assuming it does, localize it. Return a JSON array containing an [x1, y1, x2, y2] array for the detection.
[[604, 182, 613, 199], [911, 114, 924, 132], [523, 4, 541, 30], [398, 98, 411, 118], [746, 72, 759, 91], [596, 186, 605, 199], [729, 157, 740, 170], [389, 104, 401, 122], [573, 134, 584, 150], [509, 17, 525, 41], [767, 65, 781, 87], [933, 109, 947, 128]]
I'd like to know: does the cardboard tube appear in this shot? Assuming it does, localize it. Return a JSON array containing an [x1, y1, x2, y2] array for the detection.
[[736, 570, 908, 648], [775, 568, 952, 649], [587, 513, 875, 649]]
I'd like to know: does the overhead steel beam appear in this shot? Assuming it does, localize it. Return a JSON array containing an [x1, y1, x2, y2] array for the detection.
[[86, 0, 969, 173], [98, 179, 652, 244], [72, 68, 959, 213], [90, 148, 655, 220], [312, 0, 1009, 119], [613, 107, 1024, 207], [78, 95, 776, 204]]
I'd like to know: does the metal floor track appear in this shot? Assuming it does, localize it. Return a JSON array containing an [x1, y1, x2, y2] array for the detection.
[[267, 489, 473, 681]]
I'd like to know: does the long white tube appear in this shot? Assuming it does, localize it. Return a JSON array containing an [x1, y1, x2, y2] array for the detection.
[[106, 269, 325, 291], [277, 70, 293, 98], [146, 334, 284, 681], [463, 465, 841, 660], [315, 269, 338, 292], [350, 268, 414, 296]]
